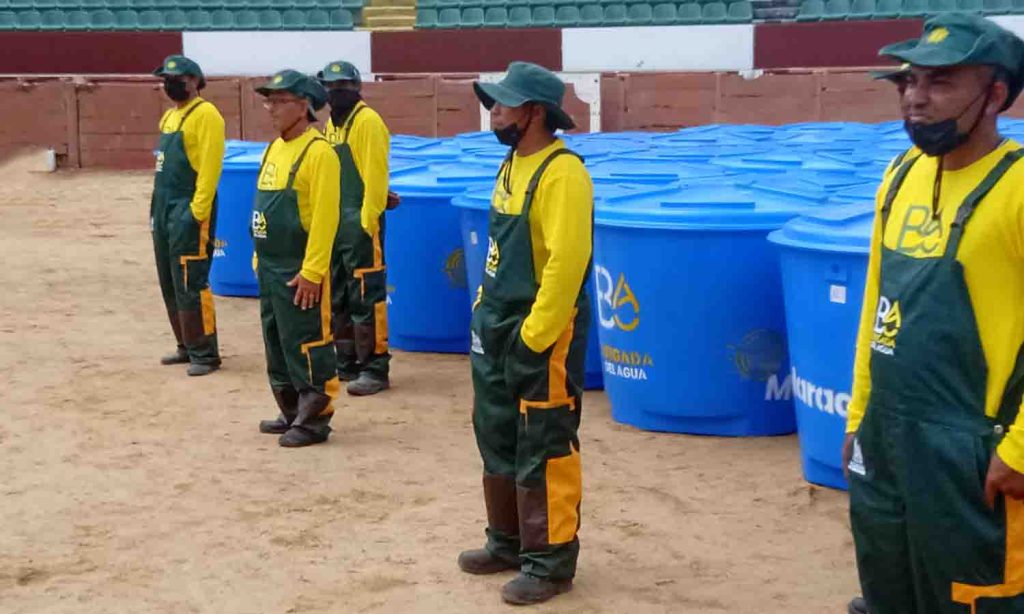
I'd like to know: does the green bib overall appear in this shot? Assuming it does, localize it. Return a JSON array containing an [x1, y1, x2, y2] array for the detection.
[[470, 148, 591, 581], [150, 101, 220, 366], [331, 105, 390, 380], [252, 137, 339, 438], [849, 148, 1024, 614]]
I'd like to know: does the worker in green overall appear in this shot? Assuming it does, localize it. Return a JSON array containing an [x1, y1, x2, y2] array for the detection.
[[457, 62, 593, 606], [844, 14, 1024, 614], [318, 60, 393, 396], [151, 55, 223, 376], [252, 70, 341, 448]]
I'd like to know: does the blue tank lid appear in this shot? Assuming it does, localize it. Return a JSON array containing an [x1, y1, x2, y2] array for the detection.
[[768, 202, 876, 254], [594, 181, 822, 231], [830, 182, 879, 204], [452, 182, 679, 211], [390, 161, 497, 198], [390, 159, 430, 178], [390, 139, 465, 162], [587, 158, 729, 185], [222, 150, 266, 170]]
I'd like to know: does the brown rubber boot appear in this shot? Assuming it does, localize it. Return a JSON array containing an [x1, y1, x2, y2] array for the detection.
[[161, 347, 189, 365], [259, 388, 298, 435], [279, 390, 332, 447], [848, 597, 868, 614], [457, 548, 519, 575]]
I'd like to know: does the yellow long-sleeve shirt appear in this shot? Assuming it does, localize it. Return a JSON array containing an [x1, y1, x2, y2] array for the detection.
[[257, 128, 340, 284], [324, 102, 390, 235], [487, 139, 594, 353], [847, 139, 1024, 474], [158, 96, 225, 222]]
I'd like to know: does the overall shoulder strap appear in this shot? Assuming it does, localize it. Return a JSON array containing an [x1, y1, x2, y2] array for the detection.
[[522, 148, 585, 216], [341, 104, 367, 145], [880, 152, 922, 230], [286, 136, 327, 190], [945, 148, 1024, 258]]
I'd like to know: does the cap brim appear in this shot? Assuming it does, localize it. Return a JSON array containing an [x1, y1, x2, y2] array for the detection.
[[153, 67, 185, 78], [473, 81, 529, 110], [870, 67, 909, 81], [879, 38, 971, 67], [255, 82, 288, 96]]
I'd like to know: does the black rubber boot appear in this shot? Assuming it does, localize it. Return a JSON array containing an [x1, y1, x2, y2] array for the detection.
[[187, 362, 220, 377], [847, 597, 868, 614], [161, 347, 189, 365], [501, 573, 572, 606], [347, 372, 389, 396], [457, 548, 519, 575], [259, 388, 298, 435], [279, 390, 332, 448]]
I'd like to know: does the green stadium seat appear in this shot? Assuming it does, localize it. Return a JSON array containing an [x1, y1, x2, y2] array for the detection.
[[554, 3, 578, 23], [65, 8, 89, 26], [154, 0, 178, 10], [1010, 0, 1023, 10], [507, 4, 530, 24], [726, 0, 750, 20], [0, 0, 8, 8], [848, 0, 874, 18], [981, 0, 1009, 11], [0, 10, 16, 26], [89, 7, 116, 25], [17, 9, 42, 27], [209, 7, 232, 25], [114, 8, 138, 25], [329, 6, 352, 25], [186, 7, 212, 26], [531, 4, 554, 24], [900, 0, 925, 15], [461, 5, 483, 24], [483, 5, 506, 25], [677, 2, 700, 21], [701, 0, 726, 21], [579, 2, 602, 23], [234, 8, 257, 26], [796, 0, 824, 19], [460, 0, 482, 8], [418, 0, 437, 6], [303, 7, 328, 25], [9, 0, 32, 9], [163, 7, 186, 26], [279, 7, 302, 24], [132, 0, 156, 10], [872, 0, 899, 15], [436, 0, 459, 9], [34, 0, 56, 10], [221, 0, 244, 9], [137, 8, 162, 26], [258, 8, 281, 26], [437, 6, 458, 24], [928, 0, 957, 10], [316, 0, 336, 7], [651, 2, 675, 22], [626, 2, 652, 22], [339, 0, 362, 7], [823, 0, 849, 18], [603, 2, 626, 23], [39, 8, 63, 28], [105, 0, 130, 9], [415, 7, 437, 25]]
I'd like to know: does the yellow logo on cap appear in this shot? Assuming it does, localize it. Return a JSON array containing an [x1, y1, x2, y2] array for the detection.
[[167, 60, 177, 69], [331, 64, 341, 72], [927, 28, 949, 44], [273, 75, 283, 83]]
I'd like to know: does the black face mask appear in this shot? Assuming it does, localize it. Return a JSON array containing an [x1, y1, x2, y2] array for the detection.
[[328, 89, 361, 124], [493, 108, 534, 149], [163, 78, 190, 103], [904, 85, 991, 156]]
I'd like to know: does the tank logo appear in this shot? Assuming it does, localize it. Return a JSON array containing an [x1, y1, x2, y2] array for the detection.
[[213, 238, 227, 258], [764, 367, 851, 415], [251, 211, 268, 240], [484, 237, 499, 279], [445, 248, 467, 289], [594, 264, 640, 332], [871, 295, 901, 356], [729, 329, 786, 383]]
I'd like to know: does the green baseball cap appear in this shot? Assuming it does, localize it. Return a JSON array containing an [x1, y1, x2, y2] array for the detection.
[[317, 60, 361, 86], [870, 62, 910, 82], [256, 69, 328, 122], [473, 62, 575, 131], [152, 55, 205, 88], [879, 14, 1024, 108]]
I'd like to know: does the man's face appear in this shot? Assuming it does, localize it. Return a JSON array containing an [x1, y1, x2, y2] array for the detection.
[[490, 102, 533, 131], [326, 80, 359, 93], [902, 64, 994, 128], [263, 91, 307, 133]]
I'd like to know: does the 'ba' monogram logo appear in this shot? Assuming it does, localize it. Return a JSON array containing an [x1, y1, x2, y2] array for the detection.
[[594, 264, 639, 332], [484, 237, 500, 279], [871, 295, 902, 356], [252, 211, 268, 240], [258, 162, 278, 190], [895, 205, 943, 257]]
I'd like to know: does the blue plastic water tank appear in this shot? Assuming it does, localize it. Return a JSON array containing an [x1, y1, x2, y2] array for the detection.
[[768, 202, 875, 490], [593, 180, 826, 436], [211, 149, 264, 297]]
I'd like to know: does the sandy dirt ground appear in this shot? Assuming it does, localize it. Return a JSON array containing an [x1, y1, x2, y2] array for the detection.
[[0, 153, 859, 613]]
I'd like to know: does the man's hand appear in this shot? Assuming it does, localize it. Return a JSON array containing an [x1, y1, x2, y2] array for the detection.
[[386, 191, 401, 210], [842, 433, 856, 479], [287, 274, 321, 310], [985, 452, 1024, 508]]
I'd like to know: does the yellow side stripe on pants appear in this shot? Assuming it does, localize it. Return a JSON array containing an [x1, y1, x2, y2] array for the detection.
[[200, 288, 216, 335], [547, 309, 576, 402], [546, 443, 582, 545], [299, 274, 339, 412], [179, 217, 211, 288], [952, 498, 1024, 612]]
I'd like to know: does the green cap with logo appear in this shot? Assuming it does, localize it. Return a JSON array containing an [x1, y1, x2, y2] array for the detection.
[[256, 69, 328, 122], [473, 61, 575, 131], [152, 55, 205, 88], [878, 13, 1024, 109], [317, 60, 361, 86]]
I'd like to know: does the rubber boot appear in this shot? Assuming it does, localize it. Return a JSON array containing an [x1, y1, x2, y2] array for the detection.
[[279, 390, 332, 447], [501, 573, 572, 606], [348, 323, 388, 396], [848, 597, 868, 614], [458, 549, 519, 575], [259, 387, 299, 434], [161, 310, 188, 365], [334, 312, 359, 381]]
